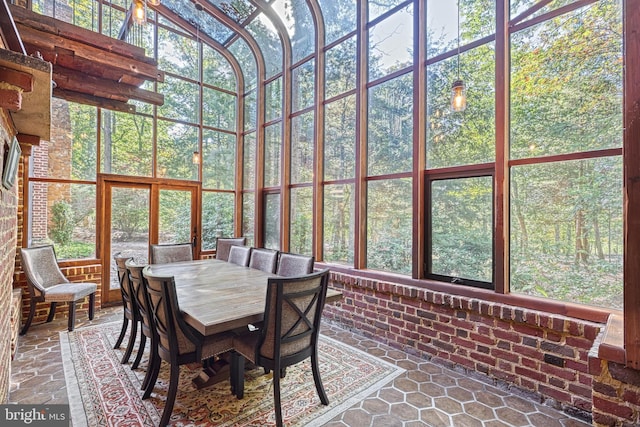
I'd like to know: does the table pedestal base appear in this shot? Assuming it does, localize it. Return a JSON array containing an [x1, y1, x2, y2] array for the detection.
[[192, 358, 230, 389]]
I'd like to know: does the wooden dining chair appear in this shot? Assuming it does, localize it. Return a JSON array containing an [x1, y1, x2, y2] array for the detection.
[[142, 267, 235, 427], [149, 242, 193, 264], [276, 253, 315, 277], [230, 269, 331, 427], [216, 237, 247, 261], [228, 245, 251, 267], [125, 260, 160, 399], [19, 245, 96, 334], [113, 255, 140, 365], [249, 248, 279, 273]]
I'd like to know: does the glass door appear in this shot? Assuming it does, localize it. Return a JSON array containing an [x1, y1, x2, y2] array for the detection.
[[101, 179, 199, 305]]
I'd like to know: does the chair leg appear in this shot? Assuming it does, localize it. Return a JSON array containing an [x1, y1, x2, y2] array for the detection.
[[230, 352, 245, 399], [311, 349, 329, 405], [132, 333, 146, 370], [273, 366, 283, 427], [114, 317, 129, 349], [20, 299, 37, 335], [46, 302, 57, 323], [67, 302, 76, 332], [88, 293, 95, 320], [121, 319, 138, 364], [142, 351, 161, 400], [159, 363, 180, 427]]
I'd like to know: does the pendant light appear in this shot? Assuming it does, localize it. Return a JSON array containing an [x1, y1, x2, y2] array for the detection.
[[451, 0, 467, 112], [133, 0, 146, 25]]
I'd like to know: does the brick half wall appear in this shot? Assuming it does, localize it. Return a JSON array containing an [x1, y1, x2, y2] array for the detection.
[[323, 271, 601, 422]]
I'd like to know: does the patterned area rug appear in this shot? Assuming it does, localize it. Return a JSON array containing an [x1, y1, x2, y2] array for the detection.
[[60, 322, 404, 426]]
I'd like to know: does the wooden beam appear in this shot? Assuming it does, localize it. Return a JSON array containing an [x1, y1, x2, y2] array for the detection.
[[0, 64, 33, 91], [0, 0, 25, 54], [0, 88, 21, 110], [16, 24, 163, 82], [53, 87, 136, 114], [52, 66, 164, 105], [16, 132, 41, 147]]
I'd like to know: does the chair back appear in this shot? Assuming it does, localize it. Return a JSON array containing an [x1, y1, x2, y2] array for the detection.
[[115, 255, 135, 317], [126, 260, 154, 337], [142, 267, 201, 362], [150, 243, 193, 264], [276, 253, 314, 277], [216, 237, 247, 261], [249, 248, 279, 273], [20, 246, 69, 296], [228, 245, 251, 266], [257, 269, 330, 366]]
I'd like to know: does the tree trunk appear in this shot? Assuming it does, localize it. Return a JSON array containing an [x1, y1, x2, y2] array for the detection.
[[103, 110, 112, 174], [511, 181, 528, 254], [593, 214, 605, 260]]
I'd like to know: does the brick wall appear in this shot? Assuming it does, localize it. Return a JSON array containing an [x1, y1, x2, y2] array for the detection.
[[0, 109, 18, 404], [323, 271, 602, 421], [590, 358, 640, 426]]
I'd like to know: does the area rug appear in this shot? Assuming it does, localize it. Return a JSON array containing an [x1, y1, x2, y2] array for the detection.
[[60, 322, 404, 426]]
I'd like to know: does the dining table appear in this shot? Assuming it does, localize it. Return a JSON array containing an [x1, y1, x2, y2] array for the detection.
[[143, 258, 342, 388]]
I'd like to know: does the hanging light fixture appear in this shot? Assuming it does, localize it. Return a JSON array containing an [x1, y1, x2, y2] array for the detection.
[[133, 0, 146, 25], [148, 0, 161, 6], [451, 0, 467, 112]]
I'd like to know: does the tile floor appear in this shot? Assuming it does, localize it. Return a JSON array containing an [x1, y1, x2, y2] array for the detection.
[[9, 305, 593, 426]]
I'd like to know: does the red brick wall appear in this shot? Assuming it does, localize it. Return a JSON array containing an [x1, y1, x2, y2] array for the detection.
[[590, 358, 640, 426], [0, 110, 18, 404], [323, 271, 601, 421]]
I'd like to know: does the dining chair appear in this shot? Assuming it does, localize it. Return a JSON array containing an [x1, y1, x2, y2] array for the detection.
[[216, 237, 246, 261], [149, 242, 193, 264], [114, 255, 140, 365], [19, 245, 97, 334], [142, 267, 235, 427], [276, 253, 315, 277], [228, 245, 251, 267], [249, 248, 279, 273], [230, 269, 331, 427], [125, 259, 160, 399]]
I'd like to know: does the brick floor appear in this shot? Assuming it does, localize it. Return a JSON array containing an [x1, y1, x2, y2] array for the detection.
[[9, 306, 593, 426]]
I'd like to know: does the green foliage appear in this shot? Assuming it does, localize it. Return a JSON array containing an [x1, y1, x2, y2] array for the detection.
[[50, 201, 74, 246], [54, 241, 95, 260]]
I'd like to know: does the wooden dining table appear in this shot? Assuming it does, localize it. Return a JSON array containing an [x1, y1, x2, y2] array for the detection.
[[143, 258, 341, 388]]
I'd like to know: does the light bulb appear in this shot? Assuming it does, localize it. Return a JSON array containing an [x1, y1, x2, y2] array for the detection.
[[451, 79, 467, 112], [133, 0, 146, 25], [192, 151, 201, 165]]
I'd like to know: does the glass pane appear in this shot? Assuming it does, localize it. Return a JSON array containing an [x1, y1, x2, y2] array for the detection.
[[510, 157, 623, 310], [369, 4, 413, 80], [203, 44, 237, 91], [202, 192, 235, 251], [229, 38, 258, 91], [367, 179, 412, 274], [100, 110, 153, 177], [243, 192, 255, 246], [33, 100, 98, 181], [264, 124, 282, 187], [324, 183, 354, 264], [369, 0, 407, 22], [272, 0, 315, 63], [325, 95, 356, 180], [243, 132, 256, 190], [427, 0, 495, 59], [159, 189, 193, 244], [368, 74, 413, 176], [265, 78, 283, 122], [325, 36, 357, 100], [203, 131, 236, 190], [203, 88, 236, 131], [158, 75, 200, 123], [158, 26, 198, 80], [318, 0, 357, 44], [244, 90, 257, 132], [110, 187, 150, 288], [292, 60, 315, 113], [246, 16, 283, 78], [426, 44, 495, 168], [157, 122, 199, 180], [511, 0, 575, 22], [291, 112, 314, 184], [510, 2, 623, 159], [101, 4, 125, 41], [431, 176, 493, 283], [264, 193, 281, 250], [29, 182, 96, 260], [290, 187, 313, 255]]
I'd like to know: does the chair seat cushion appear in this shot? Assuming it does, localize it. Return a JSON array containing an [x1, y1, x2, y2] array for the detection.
[[43, 282, 97, 302]]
